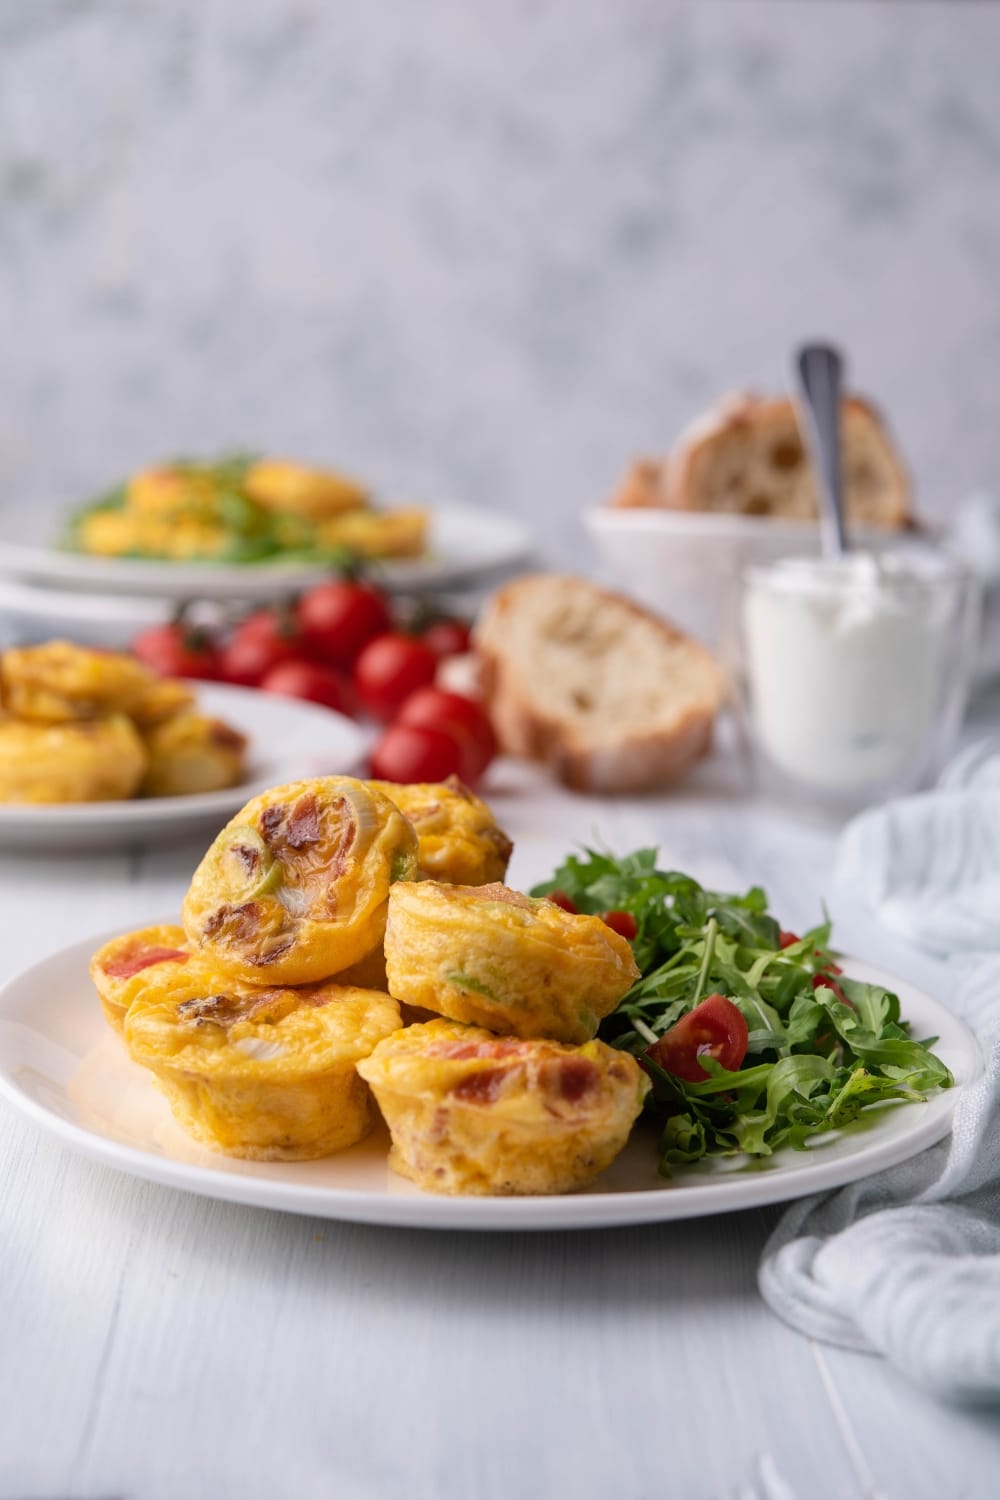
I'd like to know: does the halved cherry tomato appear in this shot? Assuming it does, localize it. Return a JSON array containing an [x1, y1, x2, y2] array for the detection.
[[353, 633, 439, 722], [547, 890, 579, 914], [646, 993, 749, 1083], [132, 622, 220, 680], [260, 660, 355, 716], [396, 688, 496, 783], [369, 723, 465, 783], [421, 617, 473, 659], [297, 581, 392, 667], [218, 609, 304, 687], [601, 910, 638, 940]]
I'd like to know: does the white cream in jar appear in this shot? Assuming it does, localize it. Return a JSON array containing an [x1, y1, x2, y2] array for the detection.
[[742, 553, 960, 792]]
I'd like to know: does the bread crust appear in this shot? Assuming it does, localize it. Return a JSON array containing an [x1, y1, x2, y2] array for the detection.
[[660, 392, 910, 527], [474, 574, 722, 794]]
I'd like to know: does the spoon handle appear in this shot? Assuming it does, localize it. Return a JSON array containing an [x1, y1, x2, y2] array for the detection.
[[796, 342, 847, 557]]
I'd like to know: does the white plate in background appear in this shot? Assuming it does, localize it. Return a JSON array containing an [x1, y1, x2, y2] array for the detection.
[[0, 503, 533, 601], [0, 948, 980, 1230], [0, 681, 367, 852]]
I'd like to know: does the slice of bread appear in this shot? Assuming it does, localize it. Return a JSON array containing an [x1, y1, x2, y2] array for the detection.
[[609, 393, 910, 527], [474, 574, 724, 794]]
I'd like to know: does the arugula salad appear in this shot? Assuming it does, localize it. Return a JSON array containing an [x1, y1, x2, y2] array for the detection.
[[531, 848, 951, 1173]]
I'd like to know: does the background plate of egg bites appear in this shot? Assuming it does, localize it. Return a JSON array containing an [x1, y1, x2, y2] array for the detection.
[[88, 774, 649, 1196]]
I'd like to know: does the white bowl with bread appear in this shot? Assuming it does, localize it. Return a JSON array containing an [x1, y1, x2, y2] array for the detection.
[[586, 392, 923, 648]]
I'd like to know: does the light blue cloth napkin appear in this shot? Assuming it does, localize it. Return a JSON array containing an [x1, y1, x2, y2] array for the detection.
[[758, 740, 1000, 1405]]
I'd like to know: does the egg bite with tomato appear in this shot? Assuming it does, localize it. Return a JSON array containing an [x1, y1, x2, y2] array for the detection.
[[125, 976, 401, 1160], [357, 1019, 649, 1195], [90, 923, 195, 1033], [370, 776, 512, 886], [0, 715, 148, 804], [182, 777, 419, 986], [383, 881, 639, 1044]]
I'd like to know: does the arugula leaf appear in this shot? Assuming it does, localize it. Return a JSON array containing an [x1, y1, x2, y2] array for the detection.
[[533, 845, 953, 1169]]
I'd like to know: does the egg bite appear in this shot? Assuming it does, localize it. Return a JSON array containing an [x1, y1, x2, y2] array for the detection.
[[0, 715, 148, 803], [383, 881, 639, 1044], [90, 923, 195, 1033], [316, 506, 428, 559], [141, 713, 247, 798], [128, 676, 196, 730], [125, 976, 401, 1160], [1, 640, 154, 723], [371, 776, 513, 885], [127, 465, 221, 521], [243, 458, 369, 520], [182, 777, 419, 986], [357, 1019, 649, 1195]]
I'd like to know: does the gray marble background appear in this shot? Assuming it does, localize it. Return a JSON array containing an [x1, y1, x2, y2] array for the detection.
[[1, 0, 998, 566]]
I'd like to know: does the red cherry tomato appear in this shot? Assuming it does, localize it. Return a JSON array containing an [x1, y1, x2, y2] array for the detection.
[[779, 930, 800, 949], [260, 660, 355, 716], [812, 972, 854, 1009], [601, 909, 638, 941], [219, 610, 304, 687], [421, 617, 473, 659], [131, 622, 220, 680], [646, 993, 749, 1083], [547, 890, 579, 914], [297, 581, 392, 667], [353, 633, 439, 722], [369, 723, 465, 783], [396, 688, 496, 782]]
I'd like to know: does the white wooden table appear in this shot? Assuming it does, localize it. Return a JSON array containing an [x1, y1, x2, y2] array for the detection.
[[3, 739, 1000, 1500]]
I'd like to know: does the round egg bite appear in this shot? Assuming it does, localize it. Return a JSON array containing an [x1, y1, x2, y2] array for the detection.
[[357, 1019, 650, 1195], [370, 777, 513, 886], [182, 777, 419, 986], [90, 923, 195, 1033], [243, 458, 369, 520], [140, 713, 246, 798], [1, 640, 155, 723], [125, 976, 401, 1160], [0, 715, 148, 804], [383, 881, 640, 1044]]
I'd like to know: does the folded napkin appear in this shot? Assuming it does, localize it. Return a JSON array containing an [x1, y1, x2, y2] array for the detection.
[[758, 740, 1000, 1404]]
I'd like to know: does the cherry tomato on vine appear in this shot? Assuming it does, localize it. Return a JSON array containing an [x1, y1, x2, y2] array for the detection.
[[421, 617, 473, 659], [132, 622, 220, 680], [369, 723, 466, 783], [218, 609, 304, 687], [297, 581, 392, 667], [260, 660, 355, 716], [646, 993, 749, 1083], [352, 633, 438, 722], [396, 688, 496, 783]]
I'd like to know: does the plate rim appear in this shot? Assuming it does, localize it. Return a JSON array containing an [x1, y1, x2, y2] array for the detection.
[[0, 502, 533, 598], [0, 682, 368, 842], [0, 938, 982, 1231]]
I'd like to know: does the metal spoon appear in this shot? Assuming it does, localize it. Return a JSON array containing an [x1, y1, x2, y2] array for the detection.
[[796, 342, 848, 557]]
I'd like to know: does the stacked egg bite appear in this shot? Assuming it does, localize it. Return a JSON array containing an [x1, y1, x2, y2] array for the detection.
[[91, 775, 649, 1194]]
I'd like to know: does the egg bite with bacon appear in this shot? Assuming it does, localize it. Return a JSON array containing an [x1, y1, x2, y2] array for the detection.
[[383, 881, 639, 1044], [182, 777, 419, 986], [125, 976, 401, 1160], [370, 777, 512, 886], [357, 1019, 649, 1195]]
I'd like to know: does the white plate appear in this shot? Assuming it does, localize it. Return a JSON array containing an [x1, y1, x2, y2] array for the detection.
[[0, 682, 367, 852], [0, 947, 980, 1230], [0, 503, 533, 600]]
